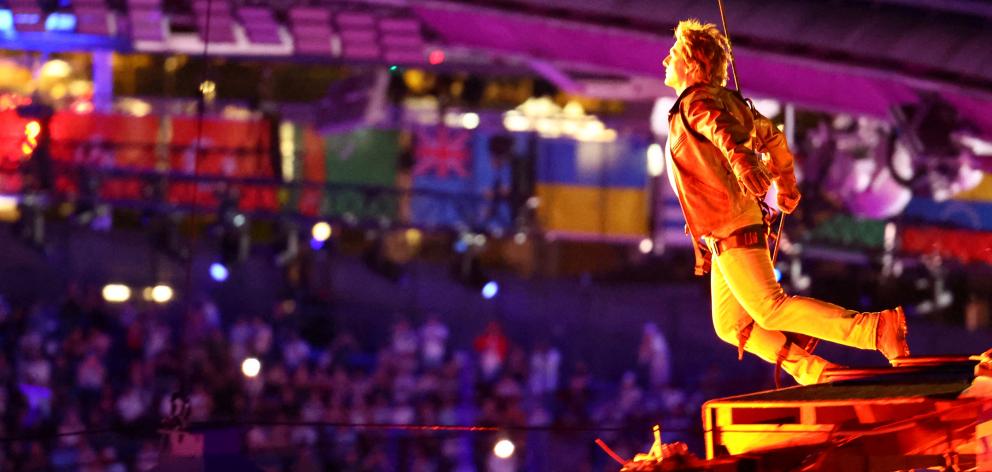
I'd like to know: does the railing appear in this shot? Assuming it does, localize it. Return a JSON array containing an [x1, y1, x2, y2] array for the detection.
[[2, 161, 522, 234]]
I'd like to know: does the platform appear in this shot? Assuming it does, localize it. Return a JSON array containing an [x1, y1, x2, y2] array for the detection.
[[702, 355, 992, 471]]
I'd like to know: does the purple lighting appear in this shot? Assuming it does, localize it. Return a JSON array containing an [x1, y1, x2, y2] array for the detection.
[[210, 262, 229, 282]]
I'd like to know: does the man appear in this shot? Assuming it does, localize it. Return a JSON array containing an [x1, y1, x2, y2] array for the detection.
[[662, 19, 909, 385]]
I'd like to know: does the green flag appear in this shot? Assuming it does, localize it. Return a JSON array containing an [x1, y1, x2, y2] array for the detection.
[[323, 128, 399, 220]]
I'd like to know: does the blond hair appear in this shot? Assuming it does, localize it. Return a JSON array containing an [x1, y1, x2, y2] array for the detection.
[[673, 19, 731, 87]]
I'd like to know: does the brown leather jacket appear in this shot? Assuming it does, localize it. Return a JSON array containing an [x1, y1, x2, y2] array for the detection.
[[666, 83, 799, 275]]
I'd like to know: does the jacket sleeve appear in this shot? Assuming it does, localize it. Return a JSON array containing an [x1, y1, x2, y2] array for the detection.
[[682, 92, 762, 179], [752, 113, 799, 195]]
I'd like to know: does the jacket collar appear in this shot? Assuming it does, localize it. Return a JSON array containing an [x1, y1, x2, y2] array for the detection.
[[668, 83, 711, 115]]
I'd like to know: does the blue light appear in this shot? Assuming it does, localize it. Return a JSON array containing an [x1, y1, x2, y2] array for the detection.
[[773, 268, 782, 282], [453, 239, 468, 253], [481, 281, 499, 299], [309, 237, 324, 251], [14, 13, 40, 25], [210, 263, 229, 282], [44, 12, 76, 32], [0, 10, 14, 31]]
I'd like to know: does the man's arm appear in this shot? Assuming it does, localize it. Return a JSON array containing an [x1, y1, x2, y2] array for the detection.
[[682, 93, 770, 197], [753, 114, 801, 213]]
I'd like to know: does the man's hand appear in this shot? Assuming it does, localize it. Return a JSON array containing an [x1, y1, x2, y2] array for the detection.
[[737, 164, 772, 197], [777, 186, 801, 214]]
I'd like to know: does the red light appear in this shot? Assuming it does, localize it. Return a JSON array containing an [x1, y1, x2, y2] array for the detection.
[[428, 50, 445, 65]]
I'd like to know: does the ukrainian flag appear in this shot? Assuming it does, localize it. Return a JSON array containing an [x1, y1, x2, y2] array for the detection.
[[536, 136, 650, 240]]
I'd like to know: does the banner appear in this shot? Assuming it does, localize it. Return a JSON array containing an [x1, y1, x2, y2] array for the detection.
[[168, 117, 276, 211], [535, 136, 650, 240], [48, 112, 159, 200]]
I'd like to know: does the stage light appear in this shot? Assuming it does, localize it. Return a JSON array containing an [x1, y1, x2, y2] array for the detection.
[[199, 80, 216, 95], [647, 143, 664, 177], [241, 357, 261, 378], [428, 49, 445, 65], [493, 439, 515, 459], [209, 262, 229, 282], [638, 238, 653, 254], [389, 65, 399, 71], [309, 237, 324, 251], [482, 281, 499, 299], [502, 111, 531, 132], [44, 12, 76, 32], [0, 10, 11, 32], [774, 268, 782, 282], [150, 285, 173, 303], [102, 284, 131, 303], [513, 232, 527, 245], [454, 238, 469, 254], [311, 221, 332, 242], [22, 120, 40, 156], [39, 59, 71, 79], [405, 228, 422, 247], [0, 195, 19, 222], [199, 80, 216, 103], [232, 213, 246, 228], [461, 112, 480, 130]]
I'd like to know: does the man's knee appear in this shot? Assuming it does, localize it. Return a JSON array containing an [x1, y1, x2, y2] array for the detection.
[[714, 320, 743, 347], [744, 293, 790, 330]]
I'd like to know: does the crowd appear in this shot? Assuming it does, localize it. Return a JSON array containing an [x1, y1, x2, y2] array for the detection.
[[0, 283, 721, 471]]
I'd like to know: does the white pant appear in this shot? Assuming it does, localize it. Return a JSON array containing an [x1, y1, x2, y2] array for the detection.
[[709, 247, 880, 385]]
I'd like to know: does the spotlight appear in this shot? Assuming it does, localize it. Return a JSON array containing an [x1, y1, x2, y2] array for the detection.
[[482, 281, 499, 299], [102, 284, 131, 303], [461, 112, 480, 130], [638, 238, 654, 254], [513, 232, 527, 245], [493, 438, 515, 459], [773, 268, 782, 282], [150, 285, 173, 303], [647, 143, 664, 177], [428, 49, 445, 65], [209, 262, 229, 282], [311, 221, 332, 242], [309, 237, 324, 251], [241, 357, 261, 378]]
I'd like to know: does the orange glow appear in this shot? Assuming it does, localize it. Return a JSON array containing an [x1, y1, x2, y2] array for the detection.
[[71, 100, 94, 114], [22, 120, 40, 156], [0, 94, 31, 112]]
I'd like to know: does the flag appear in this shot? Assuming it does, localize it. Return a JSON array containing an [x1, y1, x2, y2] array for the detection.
[[323, 128, 399, 220], [409, 127, 519, 231], [535, 136, 650, 240]]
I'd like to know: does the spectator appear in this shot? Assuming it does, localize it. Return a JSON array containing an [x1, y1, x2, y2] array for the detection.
[[638, 322, 672, 390], [528, 340, 561, 396], [420, 313, 449, 368], [473, 321, 508, 381]]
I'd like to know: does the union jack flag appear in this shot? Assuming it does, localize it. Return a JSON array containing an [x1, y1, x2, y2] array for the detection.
[[413, 126, 470, 178]]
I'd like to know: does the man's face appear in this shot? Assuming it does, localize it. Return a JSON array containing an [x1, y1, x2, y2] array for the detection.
[[663, 42, 688, 90]]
